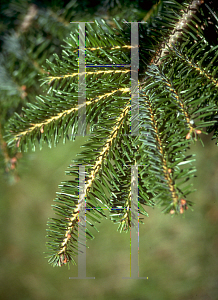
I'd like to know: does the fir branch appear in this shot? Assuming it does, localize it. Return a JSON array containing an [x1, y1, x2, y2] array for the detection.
[[6, 86, 130, 151], [3, 0, 218, 269], [150, 0, 205, 65], [169, 42, 218, 88], [46, 98, 132, 266], [46, 69, 130, 84], [140, 90, 180, 207], [5, 20, 132, 151]]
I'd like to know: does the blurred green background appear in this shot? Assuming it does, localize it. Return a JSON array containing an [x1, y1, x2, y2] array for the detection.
[[0, 133, 218, 300]]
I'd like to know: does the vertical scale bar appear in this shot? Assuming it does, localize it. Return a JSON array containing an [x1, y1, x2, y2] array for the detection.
[[131, 22, 139, 136], [123, 21, 147, 279], [70, 21, 94, 278], [69, 165, 95, 279], [130, 165, 139, 278], [123, 165, 148, 279], [78, 22, 86, 136], [78, 165, 87, 277]]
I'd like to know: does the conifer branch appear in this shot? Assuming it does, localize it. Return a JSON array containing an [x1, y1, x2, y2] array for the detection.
[[47, 69, 130, 84], [153, 0, 205, 65], [169, 42, 218, 87], [46, 98, 132, 265], [3, 0, 218, 268]]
